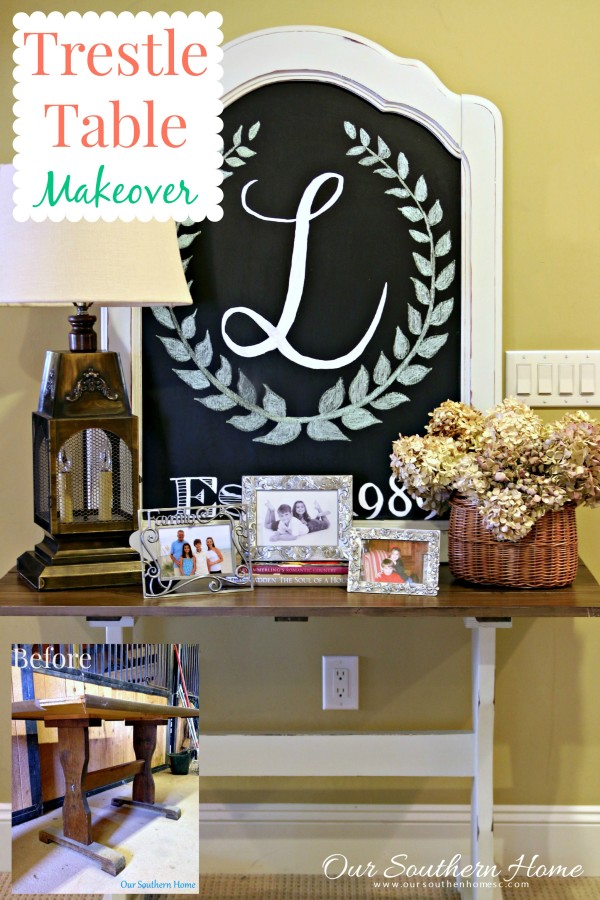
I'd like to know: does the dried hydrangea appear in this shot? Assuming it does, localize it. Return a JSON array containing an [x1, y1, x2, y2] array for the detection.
[[390, 434, 463, 515], [390, 398, 600, 541], [425, 400, 485, 452], [543, 415, 600, 506]]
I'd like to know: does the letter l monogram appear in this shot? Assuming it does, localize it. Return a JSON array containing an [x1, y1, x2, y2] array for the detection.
[[221, 173, 387, 370]]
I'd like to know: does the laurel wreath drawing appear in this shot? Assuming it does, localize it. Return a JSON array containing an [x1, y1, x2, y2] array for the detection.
[[152, 120, 455, 445]]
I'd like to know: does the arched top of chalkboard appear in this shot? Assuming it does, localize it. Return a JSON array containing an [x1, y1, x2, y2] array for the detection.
[[222, 26, 503, 408], [223, 26, 502, 161]]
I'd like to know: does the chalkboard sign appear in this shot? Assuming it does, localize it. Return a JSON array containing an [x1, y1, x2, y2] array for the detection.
[[136, 29, 502, 519]]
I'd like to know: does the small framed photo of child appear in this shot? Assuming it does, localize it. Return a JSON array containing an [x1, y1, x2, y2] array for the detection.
[[242, 474, 353, 562], [347, 527, 440, 596]]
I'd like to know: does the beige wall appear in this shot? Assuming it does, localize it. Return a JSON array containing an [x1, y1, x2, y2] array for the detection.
[[1, 0, 599, 809]]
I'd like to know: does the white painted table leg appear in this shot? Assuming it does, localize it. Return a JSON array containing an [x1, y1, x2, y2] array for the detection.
[[87, 617, 135, 643], [464, 619, 511, 900]]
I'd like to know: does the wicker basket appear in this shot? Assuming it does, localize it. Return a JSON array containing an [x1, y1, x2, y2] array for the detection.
[[448, 495, 578, 588]]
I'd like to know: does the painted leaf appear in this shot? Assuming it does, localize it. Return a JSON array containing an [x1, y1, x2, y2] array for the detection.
[[349, 366, 369, 404], [344, 121, 357, 139], [307, 420, 349, 441], [194, 331, 213, 367], [232, 126, 242, 147], [177, 230, 201, 250], [236, 146, 256, 158], [430, 298, 454, 326], [409, 229, 430, 243], [413, 253, 433, 277], [435, 231, 452, 257], [181, 311, 197, 339], [393, 327, 410, 360], [371, 392, 409, 409], [318, 378, 345, 414], [397, 365, 431, 385], [173, 368, 210, 389], [347, 146, 365, 156], [262, 386, 287, 417], [419, 334, 448, 358], [436, 261, 456, 290], [359, 128, 371, 147], [226, 157, 245, 167], [178, 217, 194, 228], [221, 170, 233, 180], [158, 336, 191, 362], [385, 187, 410, 199], [182, 257, 191, 273], [152, 307, 176, 330], [377, 136, 391, 159], [341, 408, 381, 430], [248, 121, 261, 140], [359, 156, 378, 166], [237, 370, 257, 404], [399, 206, 423, 222], [227, 411, 268, 432], [397, 152, 409, 179], [415, 175, 428, 202], [411, 278, 431, 306], [255, 421, 302, 445], [428, 200, 443, 226], [374, 168, 397, 178], [198, 395, 237, 411], [408, 305, 422, 335], [373, 352, 391, 385], [215, 355, 232, 387]]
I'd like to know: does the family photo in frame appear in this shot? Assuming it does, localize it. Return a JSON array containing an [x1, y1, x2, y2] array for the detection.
[[347, 528, 441, 596], [138, 506, 253, 599], [242, 475, 353, 562], [157, 524, 232, 581]]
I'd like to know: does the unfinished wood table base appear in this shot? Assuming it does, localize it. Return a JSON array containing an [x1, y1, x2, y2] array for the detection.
[[12, 694, 199, 876]]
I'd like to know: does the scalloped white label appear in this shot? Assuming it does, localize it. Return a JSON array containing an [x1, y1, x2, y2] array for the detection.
[[12, 11, 224, 222]]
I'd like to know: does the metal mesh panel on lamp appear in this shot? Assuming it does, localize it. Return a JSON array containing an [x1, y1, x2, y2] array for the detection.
[[33, 426, 51, 527], [57, 427, 133, 524]]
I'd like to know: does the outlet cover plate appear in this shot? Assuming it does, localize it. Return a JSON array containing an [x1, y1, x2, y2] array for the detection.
[[322, 655, 359, 710]]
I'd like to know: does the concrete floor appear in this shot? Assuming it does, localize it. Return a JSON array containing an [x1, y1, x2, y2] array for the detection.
[[12, 771, 199, 895]]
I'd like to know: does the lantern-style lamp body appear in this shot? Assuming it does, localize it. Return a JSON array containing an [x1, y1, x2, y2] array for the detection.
[[19, 350, 141, 589]]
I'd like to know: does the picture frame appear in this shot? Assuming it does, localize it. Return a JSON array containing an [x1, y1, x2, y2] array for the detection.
[[137, 505, 253, 598], [347, 527, 440, 595], [242, 474, 353, 562]]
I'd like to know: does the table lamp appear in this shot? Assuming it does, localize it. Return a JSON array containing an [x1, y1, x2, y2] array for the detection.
[[0, 164, 192, 590]]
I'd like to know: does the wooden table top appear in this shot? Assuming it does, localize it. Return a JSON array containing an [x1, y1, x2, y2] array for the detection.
[[12, 693, 200, 721], [2, 563, 600, 618]]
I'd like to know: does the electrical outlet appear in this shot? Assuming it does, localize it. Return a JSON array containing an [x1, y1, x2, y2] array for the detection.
[[322, 656, 359, 709]]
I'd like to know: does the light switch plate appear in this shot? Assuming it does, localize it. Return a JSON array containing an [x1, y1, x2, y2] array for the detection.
[[505, 351, 600, 407]]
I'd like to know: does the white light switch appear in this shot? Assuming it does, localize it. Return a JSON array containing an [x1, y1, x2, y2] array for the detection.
[[516, 364, 531, 395], [506, 351, 600, 407], [537, 364, 552, 395], [558, 364, 574, 395], [581, 363, 595, 395]]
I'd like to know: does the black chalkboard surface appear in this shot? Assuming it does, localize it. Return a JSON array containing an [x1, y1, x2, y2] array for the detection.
[[141, 80, 462, 519]]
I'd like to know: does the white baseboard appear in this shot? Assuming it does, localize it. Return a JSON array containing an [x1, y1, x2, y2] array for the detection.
[[0, 804, 10, 873], [200, 803, 600, 877]]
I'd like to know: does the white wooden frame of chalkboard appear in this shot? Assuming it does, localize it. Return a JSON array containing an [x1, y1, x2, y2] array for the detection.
[[103, 27, 503, 531]]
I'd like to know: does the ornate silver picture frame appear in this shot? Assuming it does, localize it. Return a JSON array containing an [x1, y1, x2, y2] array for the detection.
[[138, 505, 252, 598], [347, 527, 440, 595], [242, 475, 353, 562]]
